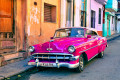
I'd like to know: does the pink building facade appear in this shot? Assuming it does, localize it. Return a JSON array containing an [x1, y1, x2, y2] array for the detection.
[[90, 0, 104, 36]]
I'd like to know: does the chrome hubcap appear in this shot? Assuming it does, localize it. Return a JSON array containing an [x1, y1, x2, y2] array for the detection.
[[102, 52, 104, 56]]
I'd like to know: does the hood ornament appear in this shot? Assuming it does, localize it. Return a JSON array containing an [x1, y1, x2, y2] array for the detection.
[[47, 48, 53, 51], [50, 40, 54, 42], [47, 41, 53, 51]]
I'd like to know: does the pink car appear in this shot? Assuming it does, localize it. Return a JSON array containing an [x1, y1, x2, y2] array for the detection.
[[28, 27, 107, 72]]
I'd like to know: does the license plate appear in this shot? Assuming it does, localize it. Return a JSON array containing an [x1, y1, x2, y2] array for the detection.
[[39, 63, 53, 67]]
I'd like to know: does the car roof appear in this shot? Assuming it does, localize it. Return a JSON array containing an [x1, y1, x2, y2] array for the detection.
[[57, 27, 99, 35], [58, 27, 85, 29], [58, 27, 97, 31]]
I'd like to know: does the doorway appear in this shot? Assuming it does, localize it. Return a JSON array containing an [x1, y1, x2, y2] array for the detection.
[[91, 10, 95, 28], [0, 0, 15, 53], [107, 16, 110, 36]]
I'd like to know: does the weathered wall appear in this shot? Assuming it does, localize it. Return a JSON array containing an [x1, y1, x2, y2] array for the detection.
[[26, 0, 60, 46], [15, 0, 26, 51]]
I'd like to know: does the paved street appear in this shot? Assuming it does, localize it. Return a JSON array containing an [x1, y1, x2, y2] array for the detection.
[[11, 37, 120, 80]]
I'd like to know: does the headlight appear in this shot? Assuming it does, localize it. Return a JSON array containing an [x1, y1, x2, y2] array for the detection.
[[28, 46, 35, 52], [68, 46, 75, 53]]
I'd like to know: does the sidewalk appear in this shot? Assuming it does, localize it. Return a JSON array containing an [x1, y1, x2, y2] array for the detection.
[[0, 33, 120, 80], [0, 58, 33, 80], [107, 33, 120, 42]]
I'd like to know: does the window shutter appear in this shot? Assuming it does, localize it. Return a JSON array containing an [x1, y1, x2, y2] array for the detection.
[[44, 4, 52, 22]]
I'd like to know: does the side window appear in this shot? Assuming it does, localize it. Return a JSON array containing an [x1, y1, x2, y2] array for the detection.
[[86, 30, 97, 36], [92, 31, 97, 36], [86, 30, 92, 35]]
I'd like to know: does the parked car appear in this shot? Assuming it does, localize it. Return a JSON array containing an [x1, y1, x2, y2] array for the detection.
[[28, 27, 107, 72]]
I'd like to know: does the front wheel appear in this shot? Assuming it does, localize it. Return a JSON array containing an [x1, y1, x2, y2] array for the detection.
[[75, 54, 84, 72], [98, 51, 104, 58]]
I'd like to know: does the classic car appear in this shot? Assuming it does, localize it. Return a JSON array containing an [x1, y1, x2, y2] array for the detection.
[[28, 27, 107, 72]]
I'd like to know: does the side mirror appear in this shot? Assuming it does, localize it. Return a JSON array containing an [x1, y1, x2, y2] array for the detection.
[[87, 35, 91, 38], [50, 37, 53, 39]]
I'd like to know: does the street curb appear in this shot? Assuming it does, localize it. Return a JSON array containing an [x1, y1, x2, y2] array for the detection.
[[107, 34, 120, 42], [0, 66, 35, 80]]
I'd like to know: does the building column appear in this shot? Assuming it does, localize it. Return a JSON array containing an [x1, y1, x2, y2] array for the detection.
[[74, 0, 81, 27], [109, 16, 111, 36], [86, 0, 91, 28], [103, 5, 105, 37], [60, 0, 67, 28], [103, 13, 108, 37], [16, 0, 24, 51]]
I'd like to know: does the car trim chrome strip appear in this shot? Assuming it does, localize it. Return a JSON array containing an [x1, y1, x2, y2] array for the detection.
[[33, 56, 70, 60], [88, 54, 98, 61], [32, 53, 74, 60], [79, 41, 107, 53], [28, 62, 79, 69], [32, 53, 73, 56]]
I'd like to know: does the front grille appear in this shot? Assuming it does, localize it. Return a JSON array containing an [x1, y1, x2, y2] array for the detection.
[[32, 53, 73, 62]]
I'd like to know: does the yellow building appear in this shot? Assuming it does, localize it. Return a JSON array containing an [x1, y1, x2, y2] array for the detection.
[[0, 0, 61, 66]]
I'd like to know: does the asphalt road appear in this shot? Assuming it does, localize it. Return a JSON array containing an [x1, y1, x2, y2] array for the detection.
[[11, 37, 120, 80]]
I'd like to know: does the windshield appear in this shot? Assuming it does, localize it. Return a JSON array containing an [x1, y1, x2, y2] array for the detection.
[[54, 28, 85, 38]]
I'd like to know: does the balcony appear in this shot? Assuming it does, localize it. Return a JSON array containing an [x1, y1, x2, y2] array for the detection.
[[95, 0, 108, 5], [105, 0, 118, 12], [0, 33, 15, 54]]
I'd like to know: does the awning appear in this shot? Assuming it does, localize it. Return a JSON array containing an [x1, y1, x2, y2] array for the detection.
[[105, 12, 115, 16]]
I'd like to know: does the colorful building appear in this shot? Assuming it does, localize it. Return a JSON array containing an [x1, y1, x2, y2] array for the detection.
[[116, 0, 120, 33], [0, 0, 61, 51], [103, 0, 118, 37], [60, 0, 88, 28], [60, 0, 107, 36], [0, 0, 61, 66], [27, 0, 61, 46], [90, 0, 107, 36]]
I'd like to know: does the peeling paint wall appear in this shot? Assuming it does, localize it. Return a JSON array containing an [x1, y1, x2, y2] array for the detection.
[[15, 0, 27, 51], [27, 0, 41, 36], [26, 0, 60, 46]]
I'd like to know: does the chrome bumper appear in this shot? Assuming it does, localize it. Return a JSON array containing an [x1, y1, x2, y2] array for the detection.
[[28, 62, 79, 69]]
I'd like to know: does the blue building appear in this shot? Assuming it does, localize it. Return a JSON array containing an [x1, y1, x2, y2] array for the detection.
[[103, 0, 118, 37]]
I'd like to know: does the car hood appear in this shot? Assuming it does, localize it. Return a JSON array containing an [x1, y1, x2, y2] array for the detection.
[[33, 37, 85, 53]]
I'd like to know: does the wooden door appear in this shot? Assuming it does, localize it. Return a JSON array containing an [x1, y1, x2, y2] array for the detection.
[[0, 0, 13, 32]]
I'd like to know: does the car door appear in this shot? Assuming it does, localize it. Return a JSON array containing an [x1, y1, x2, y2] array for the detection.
[[86, 30, 99, 60]]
